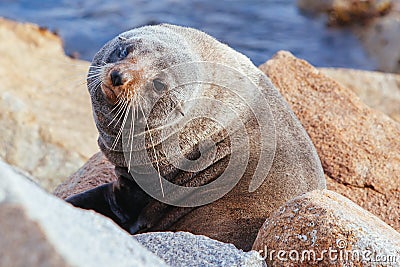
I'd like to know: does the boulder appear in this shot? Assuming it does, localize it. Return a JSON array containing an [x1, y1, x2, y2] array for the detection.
[[297, 0, 400, 73], [54, 152, 116, 199], [1, 159, 266, 267], [297, 0, 392, 26], [320, 67, 400, 122], [135, 232, 266, 267], [355, 10, 400, 73], [0, 18, 98, 191], [252, 190, 400, 266], [260, 51, 400, 231], [0, 160, 167, 267]]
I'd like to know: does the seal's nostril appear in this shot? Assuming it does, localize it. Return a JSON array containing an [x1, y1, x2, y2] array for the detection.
[[111, 70, 123, 86]]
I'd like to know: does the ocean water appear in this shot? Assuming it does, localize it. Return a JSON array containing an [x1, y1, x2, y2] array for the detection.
[[0, 0, 376, 69]]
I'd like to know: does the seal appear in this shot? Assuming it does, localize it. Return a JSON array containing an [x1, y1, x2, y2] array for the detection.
[[66, 24, 326, 250]]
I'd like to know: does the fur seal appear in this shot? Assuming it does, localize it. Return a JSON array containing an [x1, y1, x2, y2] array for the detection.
[[66, 24, 326, 250]]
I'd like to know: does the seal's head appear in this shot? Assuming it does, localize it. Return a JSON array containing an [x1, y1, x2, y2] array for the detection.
[[87, 25, 202, 167]]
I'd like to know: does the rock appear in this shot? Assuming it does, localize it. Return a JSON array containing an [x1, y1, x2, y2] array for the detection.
[[320, 67, 400, 122], [260, 51, 400, 231], [355, 9, 400, 73], [54, 152, 116, 199], [135, 232, 266, 267], [0, 160, 168, 267], [297, 0, 335, 14], [0, 159, 265, 267], [297, 0, 400, 73], [0, 18, 98, 191], [297, 0, 392, 26], [252, 190, 400, 266]]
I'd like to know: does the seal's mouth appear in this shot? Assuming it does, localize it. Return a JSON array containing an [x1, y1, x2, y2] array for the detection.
[[100, 60, 145, 105], [101, 84, 118, 104]]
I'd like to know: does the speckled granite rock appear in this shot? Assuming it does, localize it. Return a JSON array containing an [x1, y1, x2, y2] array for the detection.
[[135, 232, 266, 267], [54, 152, 116, 199], [0, 160, 168, 267], [252, 190, 400, 266], [320, 67, 400, 122], [0, 18, 98, 191], [260, 51, 400, 231]]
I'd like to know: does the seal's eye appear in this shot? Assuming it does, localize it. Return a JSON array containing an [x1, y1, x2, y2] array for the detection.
[[152, 78, 167, 93], [117, 46, 133, 59], [117, 47, 128, 59]]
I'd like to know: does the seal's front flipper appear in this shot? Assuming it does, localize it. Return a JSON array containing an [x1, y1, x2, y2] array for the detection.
[[65, 170, 151, 234], [65, 182, 123, 224]]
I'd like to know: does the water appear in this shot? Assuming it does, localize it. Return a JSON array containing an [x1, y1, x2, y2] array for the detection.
[[0, 0, 376, 69]]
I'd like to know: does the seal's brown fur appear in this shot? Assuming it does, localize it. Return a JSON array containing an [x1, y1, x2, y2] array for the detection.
[[85, 24, 326, 250]]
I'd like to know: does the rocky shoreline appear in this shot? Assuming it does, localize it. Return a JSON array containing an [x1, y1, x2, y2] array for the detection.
[[1, 18, 399, 267]]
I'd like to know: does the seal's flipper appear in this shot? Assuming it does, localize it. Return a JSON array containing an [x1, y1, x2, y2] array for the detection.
[[66, 168, 152, 234], [65, 182, 115, 217]]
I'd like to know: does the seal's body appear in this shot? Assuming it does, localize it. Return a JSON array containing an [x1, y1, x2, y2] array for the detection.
[[67, 24, 326, 250]]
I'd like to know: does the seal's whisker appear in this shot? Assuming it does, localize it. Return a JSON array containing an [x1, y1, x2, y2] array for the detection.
[[88, 79, 102, 92], [87, 72, 102, 80], [87, 78, 101, 88], [137, 93, 165, 198], [108, 99, 129, 128], [111, 99, 130, 151], [87, 77, 102, 92], [111, 92, 132, 124], [127, 99, 136, 172], [90, 64, 108, 69], [107, 98, 125, 115]]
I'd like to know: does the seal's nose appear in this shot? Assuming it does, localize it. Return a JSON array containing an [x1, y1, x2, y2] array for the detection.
[[111, 70, 123, 86]]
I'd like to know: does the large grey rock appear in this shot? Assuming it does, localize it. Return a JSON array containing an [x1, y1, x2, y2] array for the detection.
[[0, 160, 168, 267], [135, 232, 266, 267]]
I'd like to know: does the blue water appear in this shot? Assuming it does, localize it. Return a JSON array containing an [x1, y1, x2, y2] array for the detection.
[[0, 0, 376, 69]]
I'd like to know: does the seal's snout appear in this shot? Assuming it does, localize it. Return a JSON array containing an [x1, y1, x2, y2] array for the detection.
[[111, 70, 123, 86], [101, 64, 144, 104]]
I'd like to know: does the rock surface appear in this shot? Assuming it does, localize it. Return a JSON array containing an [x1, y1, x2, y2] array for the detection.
[[252, 189, 400, 266], [0, 18, 98, 191], [260, 51, 400, 231], [1, 159, 266, 267], [54, 152, 116, 199], [135, 232, 266, 267], [0, 160, 168, 267], [355, 8, 400, 73], [297, 0, 400, 73], [320, 67, 400, 122], [297, 0, 392, 26]]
